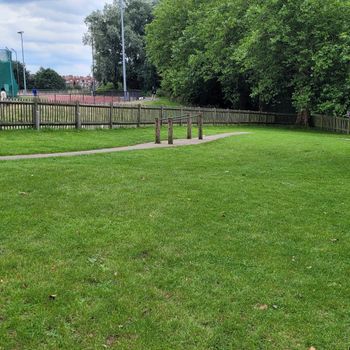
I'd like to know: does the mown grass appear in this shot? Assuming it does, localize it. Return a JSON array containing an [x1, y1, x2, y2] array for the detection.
[[142, 97, 183, 107], [0, 126, 238, 156], [0, 127, 349, 349]]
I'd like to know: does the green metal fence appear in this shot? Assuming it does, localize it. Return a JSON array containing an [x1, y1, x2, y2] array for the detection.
[[0, 49, 18, 98]]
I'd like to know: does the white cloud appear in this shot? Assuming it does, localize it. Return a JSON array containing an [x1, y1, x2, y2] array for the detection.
[[0, 0, 114, 75]]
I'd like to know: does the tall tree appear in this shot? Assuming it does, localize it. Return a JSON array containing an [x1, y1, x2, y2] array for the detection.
[[33, 68, 66, 90], [84, 0, 157, 91], [12, 61, 34, 90], [146, 0, 350, 118]]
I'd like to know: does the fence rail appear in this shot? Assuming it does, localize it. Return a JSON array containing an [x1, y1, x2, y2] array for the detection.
[[0, 100, 299, 130], [311, 114, 350, 134]]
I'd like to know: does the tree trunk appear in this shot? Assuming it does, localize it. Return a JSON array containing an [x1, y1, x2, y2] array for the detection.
[[295, 109, 311, 127]]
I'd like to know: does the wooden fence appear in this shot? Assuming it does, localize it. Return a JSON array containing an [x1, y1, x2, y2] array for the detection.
[[311, 114, 350, 134], [0, 100, 298, 130]]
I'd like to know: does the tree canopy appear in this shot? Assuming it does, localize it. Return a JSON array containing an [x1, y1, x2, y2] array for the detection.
[[146, 0, 350, 117], [12, 61, 34, 90], [33, 68, 66, 90], [84, 0, 158, 91]]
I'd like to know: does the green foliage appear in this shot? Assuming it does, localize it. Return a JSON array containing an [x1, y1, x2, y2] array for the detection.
[[33, 67, 66, 90], [146, 0, 350, 115], [142, 96, 183, 106], [84, 0, 158, 91], [96, 82, 121, 93], [12, 61, 35, 90]]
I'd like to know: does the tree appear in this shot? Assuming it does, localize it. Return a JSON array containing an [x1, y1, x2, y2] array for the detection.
[[12, 61, 35, 90], [234, 0, 350, 122], [84, 0, 158, 91], [146, 0, 350, 118], [33, 68, 66, 90]]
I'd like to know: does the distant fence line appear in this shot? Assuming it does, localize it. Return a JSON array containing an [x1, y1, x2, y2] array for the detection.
[[311, 114, 350, 134], [16, 90, 142, 105], [0, 100, 297, 130], [0, 100, 348, 134]]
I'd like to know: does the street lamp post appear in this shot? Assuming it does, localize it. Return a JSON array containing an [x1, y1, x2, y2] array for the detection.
[[119, 0, 127, 101], [17, 31, 27, 94], [91, 35, 95, 94], [11, 48, 20, 89]]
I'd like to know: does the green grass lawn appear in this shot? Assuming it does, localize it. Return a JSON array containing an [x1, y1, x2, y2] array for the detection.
[[0, 126, 237, 156], [0, 127, 349, 349], [142, 97, 183, 107]]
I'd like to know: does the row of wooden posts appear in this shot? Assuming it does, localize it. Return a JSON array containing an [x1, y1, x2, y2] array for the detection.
[[155, 114, 203, 144]]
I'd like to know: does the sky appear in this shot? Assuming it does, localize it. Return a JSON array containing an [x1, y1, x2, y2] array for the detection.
[[0, 0, 114, 76]]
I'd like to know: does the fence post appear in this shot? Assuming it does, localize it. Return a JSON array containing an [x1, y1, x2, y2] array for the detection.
[[180, 107, 184, 126], [187, 117, 192, 139], [75, 101, 81, 129], [33, 98, 40, 130], [160, 106, 164, 126], [137, 104, 141, 128], [109, 102, 113, 129], [168, 117, 174, 144], [347, 118, 350, 135], [155, 117, 161, 144], [198, 113, 203, 140]]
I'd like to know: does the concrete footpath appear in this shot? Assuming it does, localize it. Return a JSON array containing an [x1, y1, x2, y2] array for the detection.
[[0, 132, 251, 161]]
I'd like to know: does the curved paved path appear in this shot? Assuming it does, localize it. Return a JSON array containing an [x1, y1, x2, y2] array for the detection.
[[0, 132, 251, 161]]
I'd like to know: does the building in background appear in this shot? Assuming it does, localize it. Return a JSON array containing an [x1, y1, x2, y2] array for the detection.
[[62, 75, 96, 90]]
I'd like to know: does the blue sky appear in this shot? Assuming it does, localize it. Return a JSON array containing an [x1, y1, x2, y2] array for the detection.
[[0, 0, 113, 76]]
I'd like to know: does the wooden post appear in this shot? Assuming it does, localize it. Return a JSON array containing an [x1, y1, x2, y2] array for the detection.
[[34, 98, 40, 130], [75, 101, 81, 129], [180, 107, 184, 126], [155, 117, 161, 144], [168, 117, 173, 144], [109, 102, 113, 129], [198, 113, 203, 140], [160, 106, 164, 126], [187, 117, 192, 139], [347, 118, 350, 135], [137, 104, 141, 128]]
